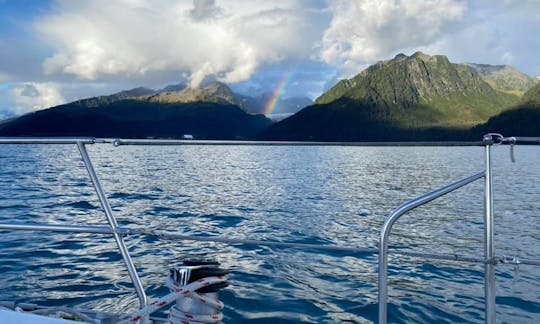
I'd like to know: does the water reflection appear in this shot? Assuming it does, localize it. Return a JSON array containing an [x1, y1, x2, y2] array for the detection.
[[0, 144, 538, 322]]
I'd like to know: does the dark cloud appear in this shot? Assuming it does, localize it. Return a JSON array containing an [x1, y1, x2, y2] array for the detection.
[[20, 84, 39, 97], [189, 0, 223, 20]]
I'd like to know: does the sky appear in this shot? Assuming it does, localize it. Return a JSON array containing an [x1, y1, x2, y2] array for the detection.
[[0, 0, 539, 119]]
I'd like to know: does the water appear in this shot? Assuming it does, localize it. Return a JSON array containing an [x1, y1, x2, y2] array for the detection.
[[0, 144, 539, 323]]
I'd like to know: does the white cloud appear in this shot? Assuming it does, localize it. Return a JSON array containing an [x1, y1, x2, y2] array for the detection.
[[418, 2, 539, 75], [320, 0, 467, 77], [501, 52, 514, 64], [9, 82, 65, 115], [0, 72, 9, 83], [38, 0, 327, 87], [2, 0, 537, 108]]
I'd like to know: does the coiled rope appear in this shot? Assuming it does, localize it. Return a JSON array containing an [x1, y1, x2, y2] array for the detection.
[[118, 275, 226, 324]]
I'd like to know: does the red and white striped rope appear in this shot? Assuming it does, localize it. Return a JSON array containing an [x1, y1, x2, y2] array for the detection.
[[118, 275, 226, 324]]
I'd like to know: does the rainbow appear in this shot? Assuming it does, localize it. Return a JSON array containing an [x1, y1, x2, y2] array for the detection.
[[263, 72, 293, 115]]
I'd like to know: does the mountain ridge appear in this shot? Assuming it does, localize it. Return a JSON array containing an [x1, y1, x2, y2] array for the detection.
[[1, 52, 537, 141], [0, 82, 274, 139], [465, 63, 536, 95], [315, 52, 519, 128], [0, 100, 272, 139], [261, 52, 526, 141], [46, 81, 313, 117], [473, 81, 540, 136]]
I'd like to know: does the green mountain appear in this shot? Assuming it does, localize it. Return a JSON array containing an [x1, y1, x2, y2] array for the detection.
[[261, 52, 521, 141], [0, 82, 271, 139], [144, 82, 242, 106], [474, 81, 540, 136], [521, 80, 540, 103], [143, 82, 313, 117], [0, 100, 271, 139], [240, 93, 313, 116], [70, 87, 157, 107], [465, 63, 536, 96], [316, 52, 519, 127]]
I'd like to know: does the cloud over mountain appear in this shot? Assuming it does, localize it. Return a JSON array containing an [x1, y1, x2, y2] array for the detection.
[[39, 0, 327, 87], [9, 82, 65, 115], [1, 0, 539, 118], [320, 0, 467, 77]]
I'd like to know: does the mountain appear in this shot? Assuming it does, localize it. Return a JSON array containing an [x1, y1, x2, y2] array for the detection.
[[315, 52, 519, 127], [144, 82, 243, 107], [67, 83, 188, 108], [261, 52, 521, 141], [465, 63, 536, 96], [473, 81, 540, 137], [0, 82, 271, 139], [0, 100, 271, 139], [521, 80, 540, 103], [144, 82, 313, 117], [240, 93, 313, 115], [70, 87, 157, 108], [280, 96, 313, 113], [159, 83, 187, 92]]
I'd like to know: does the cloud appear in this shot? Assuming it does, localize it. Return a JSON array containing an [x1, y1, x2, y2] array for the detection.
[[8, 82, 65, 115], [0, 72, 9, 83], [2, 0, 537, 111], [190, 0, 223, 20], [418, 1, 540, 75], [320, 0, 467, 77], [38, 0, 328, 87]]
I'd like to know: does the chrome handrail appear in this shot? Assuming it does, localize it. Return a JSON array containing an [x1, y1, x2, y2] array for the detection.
[[0, 137, 484, 146], [377, 171, 485, 323], [483, 137, 496, 324], [77, 142, 147, 308], [0, 137, 97, 144], [0, 138, 148, 313], [0, 135, 538, 323], [377, 133, 522, 324]]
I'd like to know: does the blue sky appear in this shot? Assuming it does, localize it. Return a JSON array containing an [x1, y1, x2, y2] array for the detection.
[[0, 0, 539, 119]]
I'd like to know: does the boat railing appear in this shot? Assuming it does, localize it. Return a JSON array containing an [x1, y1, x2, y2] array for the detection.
[[0, 134, 539, 324], [378, 171, 486, 323]]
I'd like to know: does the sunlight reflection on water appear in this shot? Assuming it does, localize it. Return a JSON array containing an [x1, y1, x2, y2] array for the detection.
[[0, 144, 539, 323]]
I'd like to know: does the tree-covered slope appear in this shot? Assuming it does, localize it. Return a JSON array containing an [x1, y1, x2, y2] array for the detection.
[[0, 100, 271, 139], [261, 52, 522, 141], [465, 63, 536, 96], [316, 52, 519, 128], [473, 81, 540, 137]]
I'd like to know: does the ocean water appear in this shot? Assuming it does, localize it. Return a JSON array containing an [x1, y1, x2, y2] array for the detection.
[[0, 143, 539, 323]]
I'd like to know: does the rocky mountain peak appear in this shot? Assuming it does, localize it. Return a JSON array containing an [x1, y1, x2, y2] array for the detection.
[[465, 63, 536, 93], [393, 53, 408, 61], [410, 51, 432, 61], [203, 81, 236, 99], [144, 81, 241, 106], [316, 52, 494, 106]]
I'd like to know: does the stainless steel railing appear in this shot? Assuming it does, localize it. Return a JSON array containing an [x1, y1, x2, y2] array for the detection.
[[377, 171, 486, 323], [0, 135, 539, 323], [378, 134, 540, 324], [77, 142, 148, 308], [0, 138, 148, 311]]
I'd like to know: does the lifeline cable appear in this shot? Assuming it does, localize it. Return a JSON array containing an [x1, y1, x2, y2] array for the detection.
[[131, 229, 540, 266]]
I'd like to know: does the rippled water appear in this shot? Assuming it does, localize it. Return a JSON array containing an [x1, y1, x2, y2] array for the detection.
[[0, 144, 539, 323]]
